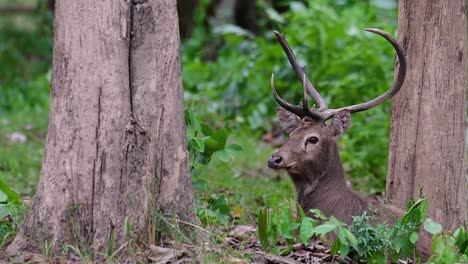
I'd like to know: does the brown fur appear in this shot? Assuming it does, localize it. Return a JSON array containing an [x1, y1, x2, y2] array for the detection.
[[269, 109, 431, 259]]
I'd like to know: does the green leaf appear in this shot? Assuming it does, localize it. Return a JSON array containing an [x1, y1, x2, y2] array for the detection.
[[309, 209, 327, 220], [214, 149, 231, 162], [213, 24, 254, 37], [330, 239, 341, 255], [368, 253, 387, 264], [343, 228, 358, 249], [265, 8, 285, 24], [0, 179, 22, 204], [257, 208, 268, 249], [0, 203, 15, 219], [200, 122, 214, 136], [189, 137, 205, 153], [226, 144, 243, 152], [297, 203, 306, 218], [409, 231, 419, 244], [314, 223, 336, 235], [185, 108, 201, 132], [204, 128, 228, 157], [0, 191, 7, 203], [424, 218, 443, 234], [392, 237, 404, 253], [339, 242, 350, 258], [299, 217, 314, 244], [453, 227, 467, 254], [403, 198, 428, 223]]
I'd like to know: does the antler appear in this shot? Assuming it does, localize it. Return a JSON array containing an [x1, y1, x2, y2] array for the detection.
[[271, 28, 407, 121], [273, 31, 327, 111]]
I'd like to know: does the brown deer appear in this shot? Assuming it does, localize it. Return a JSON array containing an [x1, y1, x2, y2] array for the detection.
[[267, 29, 431, 258]]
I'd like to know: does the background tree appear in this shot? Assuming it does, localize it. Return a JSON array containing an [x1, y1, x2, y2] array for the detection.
[[5, 0, 197, 257], [177, 0, 199, 39], [386, 0, 467, 230]]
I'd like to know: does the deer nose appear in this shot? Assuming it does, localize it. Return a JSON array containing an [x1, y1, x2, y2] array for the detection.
[[268, 155, 283, 169]]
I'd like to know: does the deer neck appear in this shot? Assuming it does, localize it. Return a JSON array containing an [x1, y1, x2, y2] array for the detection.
[[289, 146, 367, 223]]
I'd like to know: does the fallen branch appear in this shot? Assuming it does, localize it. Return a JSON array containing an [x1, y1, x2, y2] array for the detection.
[[0, 5, 36, 15]]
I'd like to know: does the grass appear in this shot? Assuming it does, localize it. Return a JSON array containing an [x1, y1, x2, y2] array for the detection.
[[0, 7, 398, 258], [197, 131, 294, 223], [0, 108, 47, 198]]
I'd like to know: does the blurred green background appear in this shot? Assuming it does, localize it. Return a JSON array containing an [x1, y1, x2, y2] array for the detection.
[[0, 0, 398, 228]]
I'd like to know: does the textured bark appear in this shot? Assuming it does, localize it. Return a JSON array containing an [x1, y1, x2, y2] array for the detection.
[[131, 0, 197, 224], [5, 0, 196, 257], [386, 0, 467, 230]]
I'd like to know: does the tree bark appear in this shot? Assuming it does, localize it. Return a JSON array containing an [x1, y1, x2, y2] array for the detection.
[[6, 0, 197, 257], [386, 0, 467, 230]]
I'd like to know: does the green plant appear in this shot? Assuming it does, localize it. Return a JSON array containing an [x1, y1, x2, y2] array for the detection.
[[182, 0, 399, 194], [348, 211, 391, 262], [63, 244, 93, 263], [425, 219, 468, 264], [257, 199, 301, 254], [0, 177, 24, 248], [257, 202, 358, 257], [389, 198, 428, 261], [185, 107, 243, 227], [257, 198, 430, 261]]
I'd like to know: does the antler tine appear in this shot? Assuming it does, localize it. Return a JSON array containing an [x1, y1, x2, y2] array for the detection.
[[273, 31, 328, 111], [271, 73, 307, 118], [322, 28, 407, 121], [302, 73, 324, 120]]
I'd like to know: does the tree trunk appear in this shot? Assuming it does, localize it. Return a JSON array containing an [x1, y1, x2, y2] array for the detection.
[[234, 0, 260, 34], [386, 0, 467, 230], [6, 0, 197, 257], [177, 0, 199, 39]]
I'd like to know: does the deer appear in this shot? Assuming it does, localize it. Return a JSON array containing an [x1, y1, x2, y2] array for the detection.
[[267, 29, 431, 259]]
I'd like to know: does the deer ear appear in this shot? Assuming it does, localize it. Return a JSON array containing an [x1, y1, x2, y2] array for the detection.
[[277, 108, 300, 133], [330, 110, 351, 137]]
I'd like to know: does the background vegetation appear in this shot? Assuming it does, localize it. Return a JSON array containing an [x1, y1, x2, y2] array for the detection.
[[1, 0, 466, 262], [0, 0, 398, 249]]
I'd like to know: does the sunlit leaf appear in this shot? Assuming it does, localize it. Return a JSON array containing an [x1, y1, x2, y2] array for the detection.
[[314, 223, 336, 235], [409, 232, 419, 244], [299, 217, 314, 244], [424, 218, 443, 235]]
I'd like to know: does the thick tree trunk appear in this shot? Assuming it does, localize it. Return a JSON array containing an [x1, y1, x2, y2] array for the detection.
[[386, 0, 467, 230], [6, 0, 196, 257]]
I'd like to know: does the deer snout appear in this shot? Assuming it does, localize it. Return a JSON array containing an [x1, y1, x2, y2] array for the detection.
[[268, 155, 283, 169]]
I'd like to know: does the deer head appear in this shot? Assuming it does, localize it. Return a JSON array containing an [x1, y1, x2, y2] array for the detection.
[[267, 28, 406, 212]]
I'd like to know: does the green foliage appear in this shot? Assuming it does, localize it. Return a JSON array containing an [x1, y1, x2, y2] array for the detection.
[[0, 2, 52, 199], [0, 3, 53, 113], [257, 199, 438, 262], [0, 176, 24, 248], [183, 0, 399, 193], [256, 199, 301, 254], [257, 202, 358, 257], [196, 195, 231, 227], [389, 198, 428, 260], [186, 107, 243, 226], [349, 212, 391, 262], [425, 221, 468, 264]]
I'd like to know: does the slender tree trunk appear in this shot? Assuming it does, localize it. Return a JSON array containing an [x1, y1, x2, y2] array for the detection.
[[177, 0, 199, 39], [386, 0, 467, 230], [234, 0, 260, 34], [5, 0, 196, 257]]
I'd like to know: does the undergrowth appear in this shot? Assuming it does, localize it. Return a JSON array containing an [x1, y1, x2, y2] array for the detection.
[[1, 1, 467, 263]]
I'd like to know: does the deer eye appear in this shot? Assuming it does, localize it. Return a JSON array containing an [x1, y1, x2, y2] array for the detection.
[[306, 136, 319, 145]]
